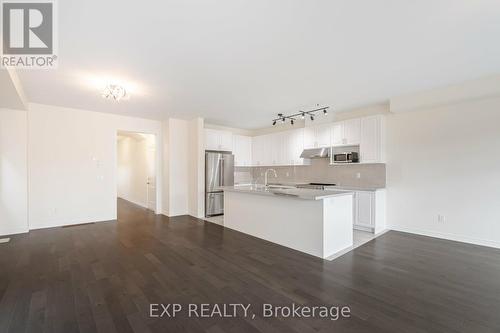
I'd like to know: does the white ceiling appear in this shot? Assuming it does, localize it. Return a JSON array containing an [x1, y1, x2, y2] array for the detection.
[[16, 0, 500, 129]]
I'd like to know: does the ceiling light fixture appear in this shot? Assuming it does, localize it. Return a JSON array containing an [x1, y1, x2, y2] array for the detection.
[[271, 106, 330, 126], [102, 84, 127, 101]]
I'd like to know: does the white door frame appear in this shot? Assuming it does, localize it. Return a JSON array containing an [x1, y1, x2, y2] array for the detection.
[[115, 130, 162, 215]]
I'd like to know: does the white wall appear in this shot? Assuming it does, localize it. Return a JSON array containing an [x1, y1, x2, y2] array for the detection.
[[28, 103, 162, 229], [117, 134, 155, 208], [188, 118, 205, 218], [386, 96, 500, 248], [0, 109, 28, 236], [162, 117, 205, 217], [162, 118, 190, 216]]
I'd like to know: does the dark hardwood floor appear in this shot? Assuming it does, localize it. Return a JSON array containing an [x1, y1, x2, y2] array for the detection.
[[1, 198, 500, 332]]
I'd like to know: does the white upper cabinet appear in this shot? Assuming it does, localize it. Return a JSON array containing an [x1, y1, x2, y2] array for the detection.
[[204, 129, 233, 151], [252, 134, 271, 166], [232, 135, 252, 167], [218, 131, 233, 151], [303, 123, 332, 149], [251, 128, 310, 166], [343, 118, 361, 145], [237, 114, 385, 167], [251, 135, 264, 166], [360, 115, 385, 163], [331, 119, 361, 146], [331, 122, 343, 146]]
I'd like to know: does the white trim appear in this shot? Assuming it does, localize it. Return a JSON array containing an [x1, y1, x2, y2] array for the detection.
[[29, 216, 116, 230], [117, 197, 148, 209], [389, 226, 500, 249]]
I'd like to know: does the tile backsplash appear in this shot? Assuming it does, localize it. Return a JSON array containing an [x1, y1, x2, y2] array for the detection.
[[235, 159, 386, 188]]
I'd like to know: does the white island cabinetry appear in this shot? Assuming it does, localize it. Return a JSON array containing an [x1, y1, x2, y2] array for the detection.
[[224, 186, 354, 259]]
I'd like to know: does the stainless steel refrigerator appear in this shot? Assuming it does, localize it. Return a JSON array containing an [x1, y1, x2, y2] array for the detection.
[[205, 151, 234, 217]]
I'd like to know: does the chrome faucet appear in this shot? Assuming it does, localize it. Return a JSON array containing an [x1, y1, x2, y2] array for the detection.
[[264, 168, 278, 187]]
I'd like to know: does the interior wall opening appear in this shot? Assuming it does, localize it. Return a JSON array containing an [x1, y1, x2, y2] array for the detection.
[[116, 131, 157, 213]]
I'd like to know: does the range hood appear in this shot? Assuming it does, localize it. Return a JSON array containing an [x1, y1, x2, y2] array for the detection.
[[300, 147, 331, 159]]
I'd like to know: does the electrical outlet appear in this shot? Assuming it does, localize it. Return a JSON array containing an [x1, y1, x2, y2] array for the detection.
[[437, 214, 445, 223], [356, 172, 361, 179]]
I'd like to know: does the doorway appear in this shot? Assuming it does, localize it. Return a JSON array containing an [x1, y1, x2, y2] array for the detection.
[[116, 131, 157, 212]]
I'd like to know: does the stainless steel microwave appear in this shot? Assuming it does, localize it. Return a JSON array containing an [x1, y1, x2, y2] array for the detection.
[[333, 152, 359, 163]]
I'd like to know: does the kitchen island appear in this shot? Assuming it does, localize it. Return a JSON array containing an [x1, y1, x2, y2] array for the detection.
[[223, 186, 354, 259]]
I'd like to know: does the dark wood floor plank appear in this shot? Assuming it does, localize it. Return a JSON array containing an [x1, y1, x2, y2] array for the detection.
[[1, 198, 500, 333]]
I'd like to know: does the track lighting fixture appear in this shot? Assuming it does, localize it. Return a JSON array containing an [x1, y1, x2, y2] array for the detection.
[[271, 106, 330, 126]]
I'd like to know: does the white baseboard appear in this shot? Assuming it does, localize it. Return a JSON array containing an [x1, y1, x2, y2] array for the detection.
[[0, 228, 29, 237], [29, 216, 116, 230], [389, 225, 500, 249], [118, 197, 148, 209]]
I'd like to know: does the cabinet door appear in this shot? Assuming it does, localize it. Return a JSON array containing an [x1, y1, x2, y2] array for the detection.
[[261, 134, 272, 166], [331, 122, 344, 146], [204, 129, 219, 150], [360, 116, 380, 163], [355, 192, 374, 227], [233, 135, 251, 166], [252, 136, 263, 166], [290, 128, 305, 165], [281, 130, 293, 165], [242, 136, 252, 166], [218, 131, 233, 151], [303, 126, 316, 149], [270, 132, 285, 165], [344, 118, 361, 145], [315, 123, 332, 148]]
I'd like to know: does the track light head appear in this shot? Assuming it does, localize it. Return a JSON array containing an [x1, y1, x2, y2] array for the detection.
[[323, 108, 328, 115], [300, 112, 305, 119], [272, 120, 276, 126], [291, 119, 294, 125], [310, 115, 314, 121]]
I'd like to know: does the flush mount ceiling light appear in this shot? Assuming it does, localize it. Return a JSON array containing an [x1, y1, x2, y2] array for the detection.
[[272, 105, 331, 126], [102, 84, 127, 101]]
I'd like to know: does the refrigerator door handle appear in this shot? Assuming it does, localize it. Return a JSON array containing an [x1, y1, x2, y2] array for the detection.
[[220, 160, 224, 186]]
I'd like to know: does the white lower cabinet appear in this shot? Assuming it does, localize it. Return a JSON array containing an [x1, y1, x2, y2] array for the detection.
[[353, 190, 386, 233], [354, 191, 374, 230]]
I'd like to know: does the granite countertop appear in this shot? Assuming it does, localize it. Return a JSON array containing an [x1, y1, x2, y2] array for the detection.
[[223, 185, 354, 201], [265, 182, 385, 192], [233, 182, 385, 192]]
